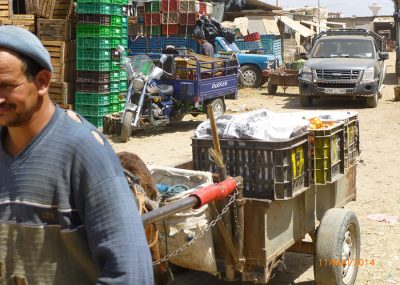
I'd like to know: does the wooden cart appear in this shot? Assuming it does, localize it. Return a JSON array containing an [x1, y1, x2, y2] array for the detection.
[[144, 162, 359, 285], [267, 67, 300, 95]]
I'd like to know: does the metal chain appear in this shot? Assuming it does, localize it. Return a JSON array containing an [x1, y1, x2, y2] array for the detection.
[[153, 188, 239, 265], [232, 198, 241, 236]]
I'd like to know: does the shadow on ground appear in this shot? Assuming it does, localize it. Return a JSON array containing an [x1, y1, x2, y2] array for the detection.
[[170, 252, 315, 285], [106, 119, 203, 143]]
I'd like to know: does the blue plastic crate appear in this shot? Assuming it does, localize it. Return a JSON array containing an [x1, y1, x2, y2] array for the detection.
[[235, 40, 263, 51], [128, 36, 199, 54]]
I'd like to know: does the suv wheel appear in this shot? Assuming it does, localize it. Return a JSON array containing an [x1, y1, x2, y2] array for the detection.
[[365, 93, 378, 108], [300, 96, 313, 107]]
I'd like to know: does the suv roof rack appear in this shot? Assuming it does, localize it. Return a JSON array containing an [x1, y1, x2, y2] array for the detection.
[[312, 28, 385, 51]]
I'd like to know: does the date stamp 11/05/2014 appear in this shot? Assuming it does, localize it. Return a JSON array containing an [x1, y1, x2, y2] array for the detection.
[[318, 259, 375, 267]]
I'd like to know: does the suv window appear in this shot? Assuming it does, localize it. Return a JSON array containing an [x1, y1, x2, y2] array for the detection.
[[311, 38, 375, 59]]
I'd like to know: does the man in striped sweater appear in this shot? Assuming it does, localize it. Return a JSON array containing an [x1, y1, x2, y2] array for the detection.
[[0, 26, 154, 285]]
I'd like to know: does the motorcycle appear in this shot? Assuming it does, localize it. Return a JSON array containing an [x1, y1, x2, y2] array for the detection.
[[118, 46, 177, 142]]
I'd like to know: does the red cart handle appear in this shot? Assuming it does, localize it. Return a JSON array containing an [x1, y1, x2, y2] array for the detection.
[[190, 177, 239, 209]]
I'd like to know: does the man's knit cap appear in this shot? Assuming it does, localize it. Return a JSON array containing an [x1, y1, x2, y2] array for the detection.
[[0, 25, 52, 72]]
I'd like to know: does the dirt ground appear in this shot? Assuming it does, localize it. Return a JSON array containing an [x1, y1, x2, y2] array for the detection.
[[107, 53, 400, 284]]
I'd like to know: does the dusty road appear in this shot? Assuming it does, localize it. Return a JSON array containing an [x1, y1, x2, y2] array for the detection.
[[108, 53, 400, 284]]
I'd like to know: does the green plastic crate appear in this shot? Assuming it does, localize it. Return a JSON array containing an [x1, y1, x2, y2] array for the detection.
[[77, 37, 111, 49], [111, 60, 120, 71], [86, 116, 104, 128], [309, 123, 345, 184], [111, 15, 122, 25], [110, 82, 120, 92], [77, 0, 111, 3], [110, 71, 120, 81], [119, 80, 128, 91], [111, 26, 122, 38], [76, 3, 111, 14], [75, 92, 110, 105], [76, 104, 110, 117], [122, 16, 128, 26], [118, 102, 126, 112], [120, 70, 127, 80], [145, 1, 161, 13], [120, 38, 128, 48], [110, 4, 123, 15], [109, 103, 119, 113], [110, 38, 121, 48], [76, 59, 112, 71], [110, 92, 120, 104], [77, 24, 111, 37], [77, 48, 111, 60]]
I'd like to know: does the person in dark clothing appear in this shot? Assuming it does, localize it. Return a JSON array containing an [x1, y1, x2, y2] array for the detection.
[[0, 25, 154, 285], [194, 29, 214, 57]]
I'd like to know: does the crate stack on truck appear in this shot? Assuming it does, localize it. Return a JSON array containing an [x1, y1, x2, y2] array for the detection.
[[75, 0, 129, 128], [127, 0, 214, 54]]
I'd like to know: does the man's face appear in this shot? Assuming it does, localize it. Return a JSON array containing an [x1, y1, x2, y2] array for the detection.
[[0, 50, 40, 127]]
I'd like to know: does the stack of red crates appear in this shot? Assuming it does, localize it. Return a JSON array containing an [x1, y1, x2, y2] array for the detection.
[[244, 32, 261, 42]]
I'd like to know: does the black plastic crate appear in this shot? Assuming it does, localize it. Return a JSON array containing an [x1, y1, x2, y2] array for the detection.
[[76, 71, 111, 83], [77, 14, 111, 25], [192, 134, 310, 200], [76, 82, 110, 94]]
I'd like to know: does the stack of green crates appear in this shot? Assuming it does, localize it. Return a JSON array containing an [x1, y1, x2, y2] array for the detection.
[[75, 0, 129, 128]]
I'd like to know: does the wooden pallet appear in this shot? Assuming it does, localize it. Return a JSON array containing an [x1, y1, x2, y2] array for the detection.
[[37, 19, 72, 41], [49, 82, 74, 105], [0, 0, 10, 19], [36, 0, 74, 19], [103, 113, 122, 135], [41, 40, 75, 82]]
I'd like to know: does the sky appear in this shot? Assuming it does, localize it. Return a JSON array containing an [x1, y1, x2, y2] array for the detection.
[[276, 0, 395, 17]]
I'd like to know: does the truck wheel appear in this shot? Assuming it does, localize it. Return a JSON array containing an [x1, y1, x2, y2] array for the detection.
[[207, 98, 225, 118], [239, 65, 262, 88], [314, 208, 360, 285], [267, 80, 278, 95], [120, 111, 133, 143], [300, 96, 313, 107], [365, 94, 378, 108]]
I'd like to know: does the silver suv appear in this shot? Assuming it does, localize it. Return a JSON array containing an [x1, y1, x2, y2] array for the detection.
[[299, 29, 388, 108]]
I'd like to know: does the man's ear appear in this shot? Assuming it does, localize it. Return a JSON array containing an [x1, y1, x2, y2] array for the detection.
[[35, 69, 52, 97]]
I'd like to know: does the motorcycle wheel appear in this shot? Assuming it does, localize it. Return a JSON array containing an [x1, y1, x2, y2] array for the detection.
[[120, 111, 133, 143]]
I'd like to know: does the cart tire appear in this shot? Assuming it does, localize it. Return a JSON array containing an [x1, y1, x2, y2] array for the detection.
[[120, 111, 133, 143], [260, 77, 268, 86], [207, 98, 225, 118], [365, 93, 378, 108], [300, 96, 313, 107], [314, 208, 360, 285], [267, 81, 278, 95], [239, 65, 262, 88]]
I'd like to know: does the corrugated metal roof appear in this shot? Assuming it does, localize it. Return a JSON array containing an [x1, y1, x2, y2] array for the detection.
[[277, 16, 314, 37]]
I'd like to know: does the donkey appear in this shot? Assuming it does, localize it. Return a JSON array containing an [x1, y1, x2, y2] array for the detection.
[[117, 151, 169, 285]]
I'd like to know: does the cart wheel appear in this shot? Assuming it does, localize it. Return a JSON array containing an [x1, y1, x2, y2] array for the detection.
[[267, 80, 278, 95], [120, 111, 133, 143], [314, 208, 360, 285], [260, 77, 268, 86], [300, 96, 313, 107], [365, 93, 378, 108], [239, 65, 262, 88], [207, 98, 225, 118]]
